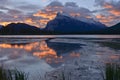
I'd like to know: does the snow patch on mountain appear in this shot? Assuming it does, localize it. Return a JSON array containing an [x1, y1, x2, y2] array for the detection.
[[57, 12, 105, 26]]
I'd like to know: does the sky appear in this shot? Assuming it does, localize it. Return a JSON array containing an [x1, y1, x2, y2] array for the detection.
[[0, 0, 120, 28]]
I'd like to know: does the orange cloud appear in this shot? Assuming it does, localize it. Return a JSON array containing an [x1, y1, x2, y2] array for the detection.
[[32, 5, 64, 28], [33, 11, 57, 20], [25, 18, 33, 23], [109, 9, 120, 15], [0, 21, 24, 26], [24, 18, 40, 27], [96, 14, 115, 26], [96, 14, 106, 19], [39, 19, 49, 25], [103, 3, 120, 16], [0, 5, 62, 28], [0, 1, 95, 28], [0, 22, 12, 26], [103, 3, 113, 9], [95, 0, 120, 26]]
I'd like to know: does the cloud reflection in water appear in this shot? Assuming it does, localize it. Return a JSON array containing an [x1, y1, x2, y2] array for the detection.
[[0, 40, 81, 66]]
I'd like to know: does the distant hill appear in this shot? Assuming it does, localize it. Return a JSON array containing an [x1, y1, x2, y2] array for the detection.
[[106, 23, 120, 34], [0, 23, 41, 35], [0, 25, 3, 29], [0, 25, 4, 34], [44, 13, 106, 34]]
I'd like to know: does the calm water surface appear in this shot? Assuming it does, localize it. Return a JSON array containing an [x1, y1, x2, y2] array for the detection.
[[0, 35, 120, 77]]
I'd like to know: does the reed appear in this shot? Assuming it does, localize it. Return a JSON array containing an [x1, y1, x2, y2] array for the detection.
[[105, 63, 120, 80], [0, 67, 28, 80]]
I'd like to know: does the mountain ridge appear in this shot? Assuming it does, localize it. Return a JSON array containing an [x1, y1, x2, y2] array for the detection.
[[0, 13, 120, 35], [0, 23, 41, 35], [44, 13, 107, 34]]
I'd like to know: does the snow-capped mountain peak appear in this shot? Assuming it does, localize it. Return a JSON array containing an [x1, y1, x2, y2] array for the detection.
[[56, 12, 105, 27]]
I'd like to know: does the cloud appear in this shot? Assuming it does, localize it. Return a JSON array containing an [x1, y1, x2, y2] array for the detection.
[[0, 7, 26, 26], [16, 4, 41, 11], [47, 1, 63, 7], [0, 1, 95, 28], [0, 0, 42, 27], [1, 0, 120, 28], [65, 2, 79, 7], [0, 6, 9, 10], [33, 1, 93, 28], [0, 0, 8, 4], [95, 0, 120, 26], [0, 0, 41, 13], [7, 9, 22, 15]]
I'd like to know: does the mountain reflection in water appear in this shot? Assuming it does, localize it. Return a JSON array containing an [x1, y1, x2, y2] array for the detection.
[[0, 40, 82, 66]]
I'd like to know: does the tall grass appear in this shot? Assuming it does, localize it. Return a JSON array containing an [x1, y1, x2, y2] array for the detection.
[[105, 63, 120, 80], [0, 63, 120, 80], [0, 67, 28, 80]]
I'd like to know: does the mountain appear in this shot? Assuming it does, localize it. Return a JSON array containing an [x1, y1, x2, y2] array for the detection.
[[107, 23, 120, 34], [0, 25, 4, 34], [0, 23, 41, 35], [44, 13, 106, 34], [0, 14, 119, 35], [0, 25, 3, 29]]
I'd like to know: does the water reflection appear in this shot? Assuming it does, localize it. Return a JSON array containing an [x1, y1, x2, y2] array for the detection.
[[46, 41, 83, 56], [0, 40, 82, 67]]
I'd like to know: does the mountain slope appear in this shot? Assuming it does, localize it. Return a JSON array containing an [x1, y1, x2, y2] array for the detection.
[[99, 23, 120, 34], [0, 23, 41, 35], [108, 23, 120, 34], [44, 13, 106, 34], [0, 25, 3, 29]]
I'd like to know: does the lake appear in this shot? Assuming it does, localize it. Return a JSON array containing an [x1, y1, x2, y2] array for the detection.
[[0, 35, 120, 80]]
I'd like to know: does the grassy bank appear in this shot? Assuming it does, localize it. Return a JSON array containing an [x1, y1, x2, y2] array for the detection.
[[105, 63, 120, 80], [0, 67, 28, 80], [0, 63, 120, 80]]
